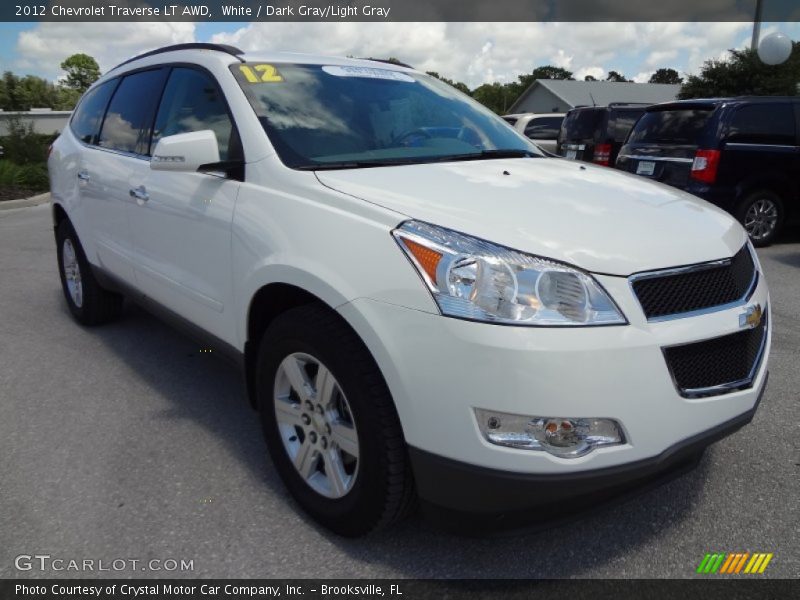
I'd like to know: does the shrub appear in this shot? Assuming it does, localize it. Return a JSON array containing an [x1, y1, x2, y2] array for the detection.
[[0, 114, 54, 164], [0, 160, 49, 192]]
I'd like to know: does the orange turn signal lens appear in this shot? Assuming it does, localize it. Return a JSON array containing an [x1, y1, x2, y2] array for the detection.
[[401, 238, 442, 283]]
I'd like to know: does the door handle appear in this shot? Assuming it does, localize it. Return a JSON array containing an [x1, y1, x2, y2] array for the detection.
[[129, 185, 149, 203], [77, 170, 90, 181]]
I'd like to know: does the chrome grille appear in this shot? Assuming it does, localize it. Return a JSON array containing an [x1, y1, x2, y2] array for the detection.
[[663, 310, 767, 398], [631, 245, 756, 321]]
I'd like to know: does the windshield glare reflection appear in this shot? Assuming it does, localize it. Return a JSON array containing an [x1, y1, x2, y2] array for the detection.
[[232, 63, 542, 169]]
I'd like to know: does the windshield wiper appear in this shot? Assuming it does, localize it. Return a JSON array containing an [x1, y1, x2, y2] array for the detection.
[[296, 159, 425, 171], [295, 149, 539, 171], [443, 149, 539, 161]]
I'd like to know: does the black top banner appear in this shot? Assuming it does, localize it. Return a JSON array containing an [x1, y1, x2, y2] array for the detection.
[[4, 0, 800, 22]]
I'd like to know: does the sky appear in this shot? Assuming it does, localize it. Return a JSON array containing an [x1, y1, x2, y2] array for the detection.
[[0, 21, 798, 88]]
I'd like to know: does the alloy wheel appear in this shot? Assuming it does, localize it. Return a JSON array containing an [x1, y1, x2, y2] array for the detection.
[[62, 238, 83, 308], [744, 198, 779, 242], [273, 352, 359, 499]]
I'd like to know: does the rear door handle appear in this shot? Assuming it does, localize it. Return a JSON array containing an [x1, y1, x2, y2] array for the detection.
[[129, 185, 149, 203], [77, 170, 90, 181]]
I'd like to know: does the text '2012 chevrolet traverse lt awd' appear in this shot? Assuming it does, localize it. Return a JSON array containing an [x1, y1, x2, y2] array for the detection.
[[48, 44, 770, 536]]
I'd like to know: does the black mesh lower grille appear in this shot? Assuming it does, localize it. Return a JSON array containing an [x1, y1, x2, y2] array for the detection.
[[633, 245, 756, 319], [664, 313, 767, 397]]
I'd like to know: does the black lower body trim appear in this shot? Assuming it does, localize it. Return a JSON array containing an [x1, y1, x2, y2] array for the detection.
[[410, 373, 767, 533], [91, 264, 245, 371]]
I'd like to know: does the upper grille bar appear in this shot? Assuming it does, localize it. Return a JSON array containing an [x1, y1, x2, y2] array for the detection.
[[630, 244, 757, 321]]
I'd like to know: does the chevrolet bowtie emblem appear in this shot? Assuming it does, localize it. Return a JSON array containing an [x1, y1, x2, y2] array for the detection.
[[740, 304, 763, 329]]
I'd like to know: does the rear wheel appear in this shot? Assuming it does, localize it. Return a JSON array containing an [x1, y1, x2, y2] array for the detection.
[[256, 304, 415, 536], [737, 190, 784, 247], [56, 220, 123, 325]]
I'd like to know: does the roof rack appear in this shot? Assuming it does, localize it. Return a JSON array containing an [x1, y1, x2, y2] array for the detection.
[[607, 102, 651, 107], [112, 43, 245, 70]]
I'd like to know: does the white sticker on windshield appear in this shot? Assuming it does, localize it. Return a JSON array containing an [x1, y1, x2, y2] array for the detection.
[[322, 65, 415, 82]]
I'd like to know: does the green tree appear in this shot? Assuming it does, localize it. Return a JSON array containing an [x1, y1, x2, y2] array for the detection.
[[0, 71, 82, 111], [54, 86, 82, 110], [679, 43, 800, 99], [471, 82, 508, 114], [649, 68, 683, 84], [60, 53, 101, 92], [529, 65, 574, 81], [0, 72, 57, 110], [606, 70, 629, 82], [584, 75, 597, 81]]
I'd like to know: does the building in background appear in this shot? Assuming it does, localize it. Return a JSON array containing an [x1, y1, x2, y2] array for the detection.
[[0, 108, 72, 136]]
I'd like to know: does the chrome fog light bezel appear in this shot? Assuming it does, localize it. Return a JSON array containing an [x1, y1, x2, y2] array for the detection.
[[475, 408, 626, 458]]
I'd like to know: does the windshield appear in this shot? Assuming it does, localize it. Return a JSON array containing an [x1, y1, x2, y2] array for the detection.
[[612, 110, 645, 142], [231, 63, 541, 169], [561, 109, 603, 141], [627, 109, 712, 145]]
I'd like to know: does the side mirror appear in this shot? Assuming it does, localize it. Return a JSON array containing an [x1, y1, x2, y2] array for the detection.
[[150, 130, 220, 172]]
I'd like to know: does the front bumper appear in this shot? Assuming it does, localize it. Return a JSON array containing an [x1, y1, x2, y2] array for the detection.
[[337, 264, 770, 517], [410, 373, 766, 520]]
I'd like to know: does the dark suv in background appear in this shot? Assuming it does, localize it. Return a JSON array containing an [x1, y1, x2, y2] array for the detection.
[[617, 97, 800, 246], [556, 103, 647, 166]]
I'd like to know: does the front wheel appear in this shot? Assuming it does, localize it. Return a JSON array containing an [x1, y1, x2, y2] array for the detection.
[[737, 190, 785, 247], [256, 304, 415, 536]]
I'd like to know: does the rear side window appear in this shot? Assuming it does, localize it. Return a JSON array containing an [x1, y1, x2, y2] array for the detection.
[[98, 69, 166, 155], [727, 104, 796, 145], [524, 116, 563, 140], [611, 110, 644, 142], [70, 80, 117, 145], [152, 68, 236, 160], [561, 110, 603, 140], [627, 109, 713, 145]]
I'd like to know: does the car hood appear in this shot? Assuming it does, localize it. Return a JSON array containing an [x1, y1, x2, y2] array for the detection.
[[316, 158, 746, 276]]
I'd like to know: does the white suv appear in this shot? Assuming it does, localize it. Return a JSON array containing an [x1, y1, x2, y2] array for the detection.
[[502, 112, 565, 153], [49, 44, 770, 536]]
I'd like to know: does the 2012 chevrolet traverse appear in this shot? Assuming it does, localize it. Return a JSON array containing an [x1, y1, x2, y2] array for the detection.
[[48, 44, 770, 536]]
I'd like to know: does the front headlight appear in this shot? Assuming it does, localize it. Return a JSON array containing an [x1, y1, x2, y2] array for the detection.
[[393, 220, 626, 326]]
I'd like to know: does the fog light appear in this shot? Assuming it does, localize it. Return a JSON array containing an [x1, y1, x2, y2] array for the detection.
[[475, 409, 625, 458]]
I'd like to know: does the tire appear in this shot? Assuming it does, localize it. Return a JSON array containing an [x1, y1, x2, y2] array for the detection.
[[736, 190, 785, 247], [256, 303, 415, 536], [56, 219, 123, 325]]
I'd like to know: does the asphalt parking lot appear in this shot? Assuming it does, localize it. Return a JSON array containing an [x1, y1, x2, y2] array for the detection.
[[1, 200, 798, 579]]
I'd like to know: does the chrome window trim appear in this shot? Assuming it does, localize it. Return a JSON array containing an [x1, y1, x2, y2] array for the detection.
[[725, 142, 799, 150], [628, 243, 758, 322], [661, 307, 769, 399], [618, 154, 693, 164], [79, 140, 150, 162]]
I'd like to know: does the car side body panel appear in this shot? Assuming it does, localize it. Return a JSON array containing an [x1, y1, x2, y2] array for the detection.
[[231, 157, 438, 350]]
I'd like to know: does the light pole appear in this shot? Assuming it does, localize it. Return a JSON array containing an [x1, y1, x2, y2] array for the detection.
[[751, 0, 792, 67], [751, 0, 763, 50]]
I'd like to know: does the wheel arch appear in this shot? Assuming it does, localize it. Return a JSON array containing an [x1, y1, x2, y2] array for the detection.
[[735, 174, 795, 212], [243, 281, 375, 410], [52, 202, 70, 230]]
